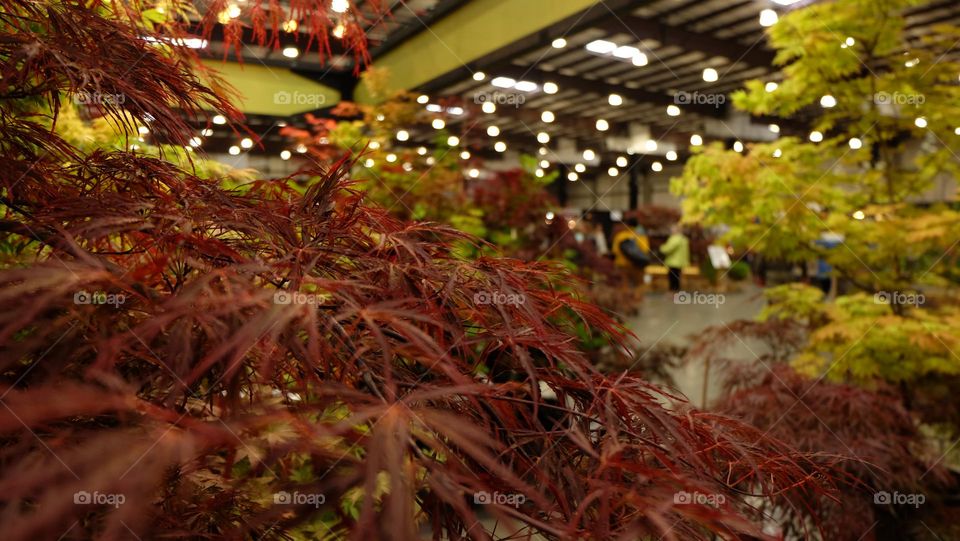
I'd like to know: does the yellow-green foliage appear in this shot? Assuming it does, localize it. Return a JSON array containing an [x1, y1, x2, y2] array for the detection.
[[673, 0, 960, 388]]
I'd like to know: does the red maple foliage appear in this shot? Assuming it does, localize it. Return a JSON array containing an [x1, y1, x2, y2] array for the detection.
[[0, 2, 843, 540]]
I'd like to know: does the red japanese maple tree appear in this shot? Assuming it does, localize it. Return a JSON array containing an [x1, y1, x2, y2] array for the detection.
[[0, 1, 839, 539]]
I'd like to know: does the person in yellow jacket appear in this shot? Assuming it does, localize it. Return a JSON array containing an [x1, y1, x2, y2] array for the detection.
[[660, 224, 690, 292], [611, 223, 650, 282]]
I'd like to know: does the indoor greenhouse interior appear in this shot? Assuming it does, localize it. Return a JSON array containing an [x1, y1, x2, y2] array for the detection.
[[2, 0, 960, 539]]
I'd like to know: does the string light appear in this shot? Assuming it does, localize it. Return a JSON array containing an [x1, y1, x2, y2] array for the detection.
[[567, 172, 578, 181], [487, 126, 500, 137], [574, 163, 586, 173], [666, 150, 678, 161], [644, 139, 657, 152], [809, 131, 824, 143], [608, 94, 623, 106], [732, 141, 743, 153], [702, 68, 719, 82], [417, 95, 429, 104], [494, 141, 507, 152], [468, 168, 480, 178], [282, 46, 299, 58], [666, 105, 681, 117], [396, 130, 409, 141], [228, 145, 240, 155], [596, 119, 609, 131], [759, 9, 778, 27], [537, 132, 550, 143], [240, 137, 253, 149], [582, 149, 596, 161], [473, 72, 486, 81], [690, 134, 703, 146], [616, 156, 628, 167], [820, 95, 837, 108], [765, 82, 778, 92], [280, 150, 292, 160], [552, 37, 567, 48], [651, 161, 663, 172], [418, 147, 428, 155], [849, 137, 863, 149], [460, 150, 470, 159], [608, 167, 619, 176], [915, 117, 928, 128], [386, 153, 397, 162], [447, 135, 460, 146], [543, 82, 559, 94], [432, 118, 445, 130], [541, 111, 555, 123], [481, 102, 496, 114], [331, 0, 349, 14]]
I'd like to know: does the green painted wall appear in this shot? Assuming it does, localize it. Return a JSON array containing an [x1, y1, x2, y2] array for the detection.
[[200, 60, 340, 116], [356, 0, 599, 103]]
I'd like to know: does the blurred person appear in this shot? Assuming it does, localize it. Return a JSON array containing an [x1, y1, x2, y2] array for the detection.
[[612, 222, 651, 280], [660, 224, 690, 292]]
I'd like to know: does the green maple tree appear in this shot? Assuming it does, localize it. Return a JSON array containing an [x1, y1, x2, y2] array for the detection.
[[672, 0, 960, 435]]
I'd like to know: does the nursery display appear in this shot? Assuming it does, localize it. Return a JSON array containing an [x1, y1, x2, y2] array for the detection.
[[0, 1, 847, 540]]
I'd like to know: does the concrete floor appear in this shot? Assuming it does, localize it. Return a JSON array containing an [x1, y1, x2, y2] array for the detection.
[[624, 283, 768, 407]]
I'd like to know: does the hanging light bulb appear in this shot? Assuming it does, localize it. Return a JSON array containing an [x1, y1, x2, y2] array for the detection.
[[702, 68, 719, 82], [447, 135, 460, 146], [651, 161, 663, 172], [914, 117, 928, 128], [386, 153, 397, 162], [331, 0, 349, 14], [644, 139, 657, 152], [543, 82, 559, 94], [280, 150, 292, 160], [820, 95, 837, 108], [487, 126, 500, 137], [809, 131, 824, 142], [666, 105, 681, 117], [396, 130, 409, 141], [417, 147, 428, 155], [240, 137, 253, 149], [849, 137, 863, 149], [733, 141, 744, 153], [541, 111, 555, 123], [582, 149, 596, 161], [608, 167, 619, 176], [481, 102, 496, 114], [494, 141, 507, 152], [690, 134, 703, 146], [759, 9, 778, 27], [608, 94, 623, 106], [460, 150, 470, 159], [473, 71, 486, 81], [568, 172, 578, 181], [282, 46, 299, 58], [666, 150, 678, 161], [537, 132, 550, 144], [432, 118, 445, 130], [417, 95, 429, 104], [574, 163, 586, 173], [765, 81, 778, 92], [616, 156, 628, 167], [468, 168, 480, 178], [228, 145, 240, 155], [552, 38, 567, 48], [595, 119, 609, 131]]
